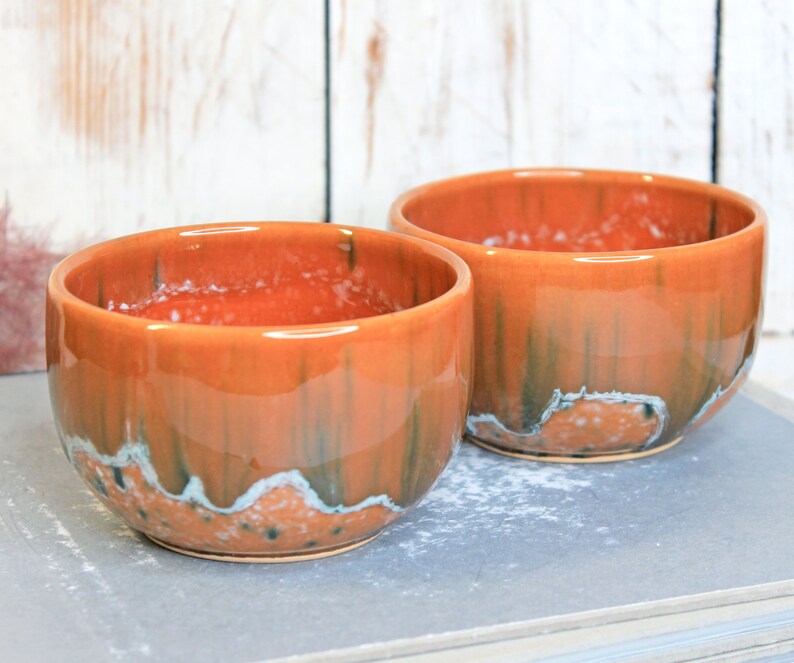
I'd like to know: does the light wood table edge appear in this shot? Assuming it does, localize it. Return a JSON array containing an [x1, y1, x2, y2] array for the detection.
[[266, 580, 794, 662]]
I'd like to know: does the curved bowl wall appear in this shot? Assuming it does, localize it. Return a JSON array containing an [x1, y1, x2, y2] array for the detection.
[[47, 222, 473, 560], [391, 169, 766, 462]]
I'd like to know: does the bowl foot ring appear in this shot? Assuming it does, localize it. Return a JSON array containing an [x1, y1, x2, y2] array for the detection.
[[467, 435, 684, 463], [146, 531, 382, 563]]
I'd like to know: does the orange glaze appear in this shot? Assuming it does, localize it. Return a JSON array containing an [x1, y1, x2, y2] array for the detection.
[[391, 169, 766, 461], [47, 222, 473, 559]]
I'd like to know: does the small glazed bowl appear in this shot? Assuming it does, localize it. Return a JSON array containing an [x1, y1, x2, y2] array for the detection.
[[391, 169, 766, 462], [47, 222, 473, 561]]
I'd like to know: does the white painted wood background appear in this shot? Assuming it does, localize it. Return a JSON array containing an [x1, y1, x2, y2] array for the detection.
[[330, 0, 716, 222], [0, 0, 324, 248], [1, 0, 792, 374], [720, 0, 794, 334]]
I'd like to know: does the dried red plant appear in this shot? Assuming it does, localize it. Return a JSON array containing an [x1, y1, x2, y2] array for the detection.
[[0, 199, 64, 374]]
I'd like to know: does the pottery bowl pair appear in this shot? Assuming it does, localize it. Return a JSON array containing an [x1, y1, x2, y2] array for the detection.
[[47, 169, 765, 561]]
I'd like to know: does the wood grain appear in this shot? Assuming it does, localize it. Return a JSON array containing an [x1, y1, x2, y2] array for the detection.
[[0, 0, 325, 372], [329, 0, 717, 228], [720, 0, 794, 333], [0, 0, 325, 252]]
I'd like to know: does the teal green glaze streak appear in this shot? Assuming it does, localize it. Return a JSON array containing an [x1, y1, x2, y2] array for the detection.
[[221, 396, 233, 507], [336, 347, 355, 503], [400, 401, 422, 504], [611, 312, 621, 387], [698, 308, 720, 407], [97, 272, 104, 308], [314, 428, 334, 503], [539, 330, 560, 421], [296, 356, 312, 466], [582, 326, 593, 387], [117, 379, 128, 462], [415, 409, 439, 501], [692, 303, 724, 421], [750, 250, 762, 312], [300, 418, 315, 498], [74, 363, 87, 440], [332, 420, 344, 505], [494, 296, 508, 416], [137, 414, 147, 445], [742, 323, 756, 364], [153, 255, 162, 290], [520, 329, 539, 430], [97, 388, 108, 452], [298, 356, 338, 506], [310, 378, 342, 506], [175, 382, 191, 491], [298, 355, 316, 497], [369, 388, 388, 500], [398, 331, 418, 505], [170, 430, 191, 494], [669, 313, 694, 433], [317, 375, 333, 503], [340, 234, 356, 271]]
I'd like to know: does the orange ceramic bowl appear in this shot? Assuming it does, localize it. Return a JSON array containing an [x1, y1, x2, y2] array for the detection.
[[46, 222, 473, 561], [391, 169, 766, 462]]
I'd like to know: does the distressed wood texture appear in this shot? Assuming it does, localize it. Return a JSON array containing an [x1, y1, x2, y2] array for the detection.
[[330, 0, 717, 228], [720, 0, 794, 333], [0, 0, 324, 372], [0, 0, 325, 248]]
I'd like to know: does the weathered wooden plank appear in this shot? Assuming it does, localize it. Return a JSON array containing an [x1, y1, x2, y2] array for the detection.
[[0, 0, 325, 373], [330, 0, 717, 228], [1, 0, 325, 246], [720, 0, 794, 333]]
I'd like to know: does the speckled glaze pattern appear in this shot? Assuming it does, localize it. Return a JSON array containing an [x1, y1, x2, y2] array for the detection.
[[47, 222, 473, 560], [391, 169, 766, 461]]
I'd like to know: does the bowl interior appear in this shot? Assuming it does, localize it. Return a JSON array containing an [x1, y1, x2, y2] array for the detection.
[[400, 172, 758, 253], [63, 224, 459, 327]]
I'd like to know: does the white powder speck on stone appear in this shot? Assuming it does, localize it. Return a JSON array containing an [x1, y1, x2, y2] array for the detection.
[[385, 443, 592, 559]]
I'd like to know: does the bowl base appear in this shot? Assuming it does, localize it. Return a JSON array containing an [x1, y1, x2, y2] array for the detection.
[[466, 435, 684, 463], [145, 531, 381, 563]]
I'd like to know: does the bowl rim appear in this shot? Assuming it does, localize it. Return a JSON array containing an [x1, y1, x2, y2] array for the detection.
[[47, 221, 472, 335], [389, 167, 767, 259]]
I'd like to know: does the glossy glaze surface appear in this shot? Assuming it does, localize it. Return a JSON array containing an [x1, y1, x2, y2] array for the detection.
[[391, 169, 766, 461], [47, 222, 473, 559]]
